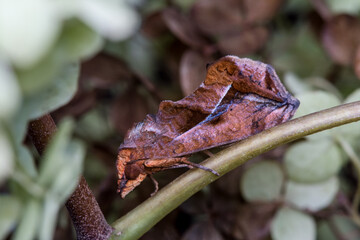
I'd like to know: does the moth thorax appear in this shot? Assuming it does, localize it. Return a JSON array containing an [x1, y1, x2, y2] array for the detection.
[[125, 163, 142, 180]]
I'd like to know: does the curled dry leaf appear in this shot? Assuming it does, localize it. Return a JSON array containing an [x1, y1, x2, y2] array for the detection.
[[217, 26, 269, 56], [180, 50, 212, 96], [110, 89, 149, 136], [191, 0, 243, 36], [322, 14, 360, 65], [116, 56, 299, 198], [182, 220, 224, 240], [163, 8, 208, 49], [243, 0, 285, 24], [142, 11, 168, 39], [354, 45, 360, 79], [80, 53, 133, 88], [236, 202, 280, 240]]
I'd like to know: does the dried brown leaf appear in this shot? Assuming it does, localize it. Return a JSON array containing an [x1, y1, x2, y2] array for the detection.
[[163, 8, 208, 49], [142, 11, 168, 38], [191, 0, 244, 36], [81, 53, 133, 88], [110, 89, 149, 135], [236, 202, 280, 240], [322, 14, 360, 65], [182, 220, 224, 240], [354, 45, 360, 79], [243, 0, 284, 24], [180, 50, 212, 96], [217, 26, 269, 56]]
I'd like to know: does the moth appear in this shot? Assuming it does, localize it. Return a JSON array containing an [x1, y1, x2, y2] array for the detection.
[[117, 56, 299, 198]]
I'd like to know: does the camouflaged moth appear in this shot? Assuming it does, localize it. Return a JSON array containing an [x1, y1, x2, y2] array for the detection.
[[117, 56, 299, 198]]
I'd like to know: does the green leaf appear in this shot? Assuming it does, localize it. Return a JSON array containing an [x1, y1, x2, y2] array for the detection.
[[77, 0, 139, 41], [0, 63, 21, 119], [14, 144, 37, 178], [38, 196, 61, 240], [21, 63, 79, 120], [37, 119, 74, 187], [325, 0, 360, 14], [13, 199, 42, 240], [240, 161, 284, 202], [58, 19, 103, 62], [271, 207, 316, 240], [284, 72, 313, 96], [16, 49, 65, 95], [269, 25, 331, 78], [47, 139, 84, 201], [284, 177, 339, 211], [0, 195, 21, 239], [336, 89, 360, 139], [284, 140, 343, 183], [284, 73, 342, 99], [0, 0, 61, 69], [294, 91, 341, 140], [36, 120, 84, 240], [318, 215, 360, 240], [77, 108, 112, 141], [295, 91, 341, 118], [0, 130, 14, 184]]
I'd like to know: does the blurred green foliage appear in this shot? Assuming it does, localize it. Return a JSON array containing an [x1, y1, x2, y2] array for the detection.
[[0, 0, 138, 239]]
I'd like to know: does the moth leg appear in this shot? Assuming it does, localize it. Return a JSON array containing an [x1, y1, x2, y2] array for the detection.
[[144, 158, 219, 176], [149, 174, 159, 196], [202, 150, 214, 158]]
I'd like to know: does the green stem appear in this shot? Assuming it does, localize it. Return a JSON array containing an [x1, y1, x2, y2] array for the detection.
[[336, 136, 360, 226], [110, 101, 360, 240]]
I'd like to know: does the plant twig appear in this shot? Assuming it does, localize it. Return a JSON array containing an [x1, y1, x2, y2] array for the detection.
[[65, 176, 113, 240], [28, 114, 112, 240], [110, 101, 360, 240], [335, 136, 360, 226]]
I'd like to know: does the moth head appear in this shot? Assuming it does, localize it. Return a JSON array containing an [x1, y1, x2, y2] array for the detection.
[[116, 151, 147, 198]]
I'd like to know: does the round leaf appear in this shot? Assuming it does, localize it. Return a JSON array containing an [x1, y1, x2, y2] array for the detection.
[[285, 177, 339, 211], [240, 161, 284, 202], [336, 88, 360, 139], [284, 140, 342, 183], [284, 72, 313, 96], [294, 91, 340, 140], [271, 207, 316, 240]]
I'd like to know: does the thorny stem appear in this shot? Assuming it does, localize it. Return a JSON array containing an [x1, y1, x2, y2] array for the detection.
[[336, 136, 360, 226], [28, 114, 112, 240], [110, 101, 360, 240]]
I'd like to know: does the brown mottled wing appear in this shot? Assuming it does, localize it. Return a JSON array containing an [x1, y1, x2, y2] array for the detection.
[[126, 56, 299, 159], [117, 55, 299, 198]]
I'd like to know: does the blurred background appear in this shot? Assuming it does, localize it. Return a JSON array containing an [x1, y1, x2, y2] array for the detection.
[[1, 0, 360, 239]]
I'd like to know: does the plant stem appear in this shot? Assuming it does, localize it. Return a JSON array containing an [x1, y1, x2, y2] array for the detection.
[[65, 176, 113, 239], [28, 114, 113, 240], [336, 136, 360, 226], [110, 101, 360, 240]]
